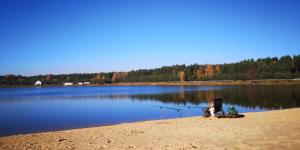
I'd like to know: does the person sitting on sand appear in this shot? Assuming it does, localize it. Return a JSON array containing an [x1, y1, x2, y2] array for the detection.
[[203, 97, 225, 118]]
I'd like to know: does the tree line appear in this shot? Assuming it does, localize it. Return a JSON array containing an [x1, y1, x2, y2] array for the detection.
[[1, 54, 300, 86]]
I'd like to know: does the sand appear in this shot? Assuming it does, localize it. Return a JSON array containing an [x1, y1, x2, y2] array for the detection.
[[1, 108, 300, 150]]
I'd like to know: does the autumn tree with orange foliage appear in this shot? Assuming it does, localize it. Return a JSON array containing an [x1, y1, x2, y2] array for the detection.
[[205, 64, 214, 77], [194, 68, 205, 80], [178, 71, 185, 82], [112, 72, 129, 82]]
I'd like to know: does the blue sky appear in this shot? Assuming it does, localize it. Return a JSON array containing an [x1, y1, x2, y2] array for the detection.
[[0, 0, 299, 76]]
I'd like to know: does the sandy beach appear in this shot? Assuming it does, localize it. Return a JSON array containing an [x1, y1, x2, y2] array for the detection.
[[1, 108, 300, 150]]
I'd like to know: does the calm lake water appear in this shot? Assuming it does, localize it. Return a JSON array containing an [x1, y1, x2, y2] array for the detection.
[[0, 85, 299, 136]]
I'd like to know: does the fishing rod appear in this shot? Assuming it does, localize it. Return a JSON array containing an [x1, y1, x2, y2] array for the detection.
[[151, 105, 183, 111], [183, 105, 207, 117], [159, 106, 183, 112], [153, 105, 206, 119], [185, 106, 206, 109], [153, 105, 183, 119]]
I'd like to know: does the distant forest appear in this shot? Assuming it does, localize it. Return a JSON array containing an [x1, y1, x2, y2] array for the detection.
[[1, 54, 300, 86]]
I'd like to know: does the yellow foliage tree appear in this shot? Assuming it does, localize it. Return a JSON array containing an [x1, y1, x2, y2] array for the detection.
[[92, 73, 102, 82]]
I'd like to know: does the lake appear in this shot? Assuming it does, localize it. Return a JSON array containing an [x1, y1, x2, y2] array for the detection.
[[0, 85, 299, 136]]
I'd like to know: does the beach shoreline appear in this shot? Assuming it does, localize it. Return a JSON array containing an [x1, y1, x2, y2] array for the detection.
[[105, 79, 300, 86], [1, 108, 300, 149], [1, 79, 300, 88]]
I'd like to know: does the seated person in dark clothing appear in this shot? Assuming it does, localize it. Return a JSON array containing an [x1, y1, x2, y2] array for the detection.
[[213, 97, 225, 116], [203, 97, 224, 117]]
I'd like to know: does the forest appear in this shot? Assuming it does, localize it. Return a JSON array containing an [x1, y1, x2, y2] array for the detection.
[[1, 55, 300, 86]]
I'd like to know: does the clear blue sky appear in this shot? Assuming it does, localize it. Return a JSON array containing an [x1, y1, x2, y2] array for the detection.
[[0, 0, 299, 76]]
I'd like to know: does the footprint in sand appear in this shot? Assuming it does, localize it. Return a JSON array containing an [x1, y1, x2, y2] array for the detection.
[[58, 138, 67, 142], [130, 130, 145, 134], [107, 139, 112, 143]]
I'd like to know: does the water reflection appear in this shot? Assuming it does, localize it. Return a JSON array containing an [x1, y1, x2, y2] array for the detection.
[[0, 85, 299, 136], [1, 85, 299, 110], [130, 86, 300, 109]]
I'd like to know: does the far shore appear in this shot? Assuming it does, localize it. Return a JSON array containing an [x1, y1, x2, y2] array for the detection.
[[1, 108, 300, 149], [104, 79, 300, 86], [1, 79, 300, 88]]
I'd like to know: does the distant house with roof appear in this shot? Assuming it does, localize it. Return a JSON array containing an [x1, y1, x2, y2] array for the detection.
[[34, 80, 42, 86], [83, 82, 90, 85], [63, 82, 73, 86]]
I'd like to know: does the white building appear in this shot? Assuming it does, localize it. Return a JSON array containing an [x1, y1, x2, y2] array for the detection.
[[83, 82, 90, 85], [78, 82, 83, 85], [63, 82, 73, 86], [34, 80, 42, 86]]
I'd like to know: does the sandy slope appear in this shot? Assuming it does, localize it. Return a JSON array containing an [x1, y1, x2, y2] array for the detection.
[[1, 108, 300, 150]]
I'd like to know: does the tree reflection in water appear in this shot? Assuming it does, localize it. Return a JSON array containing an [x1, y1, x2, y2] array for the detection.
[[129, 85, 300, 109], [1, 85, 299, 110]]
